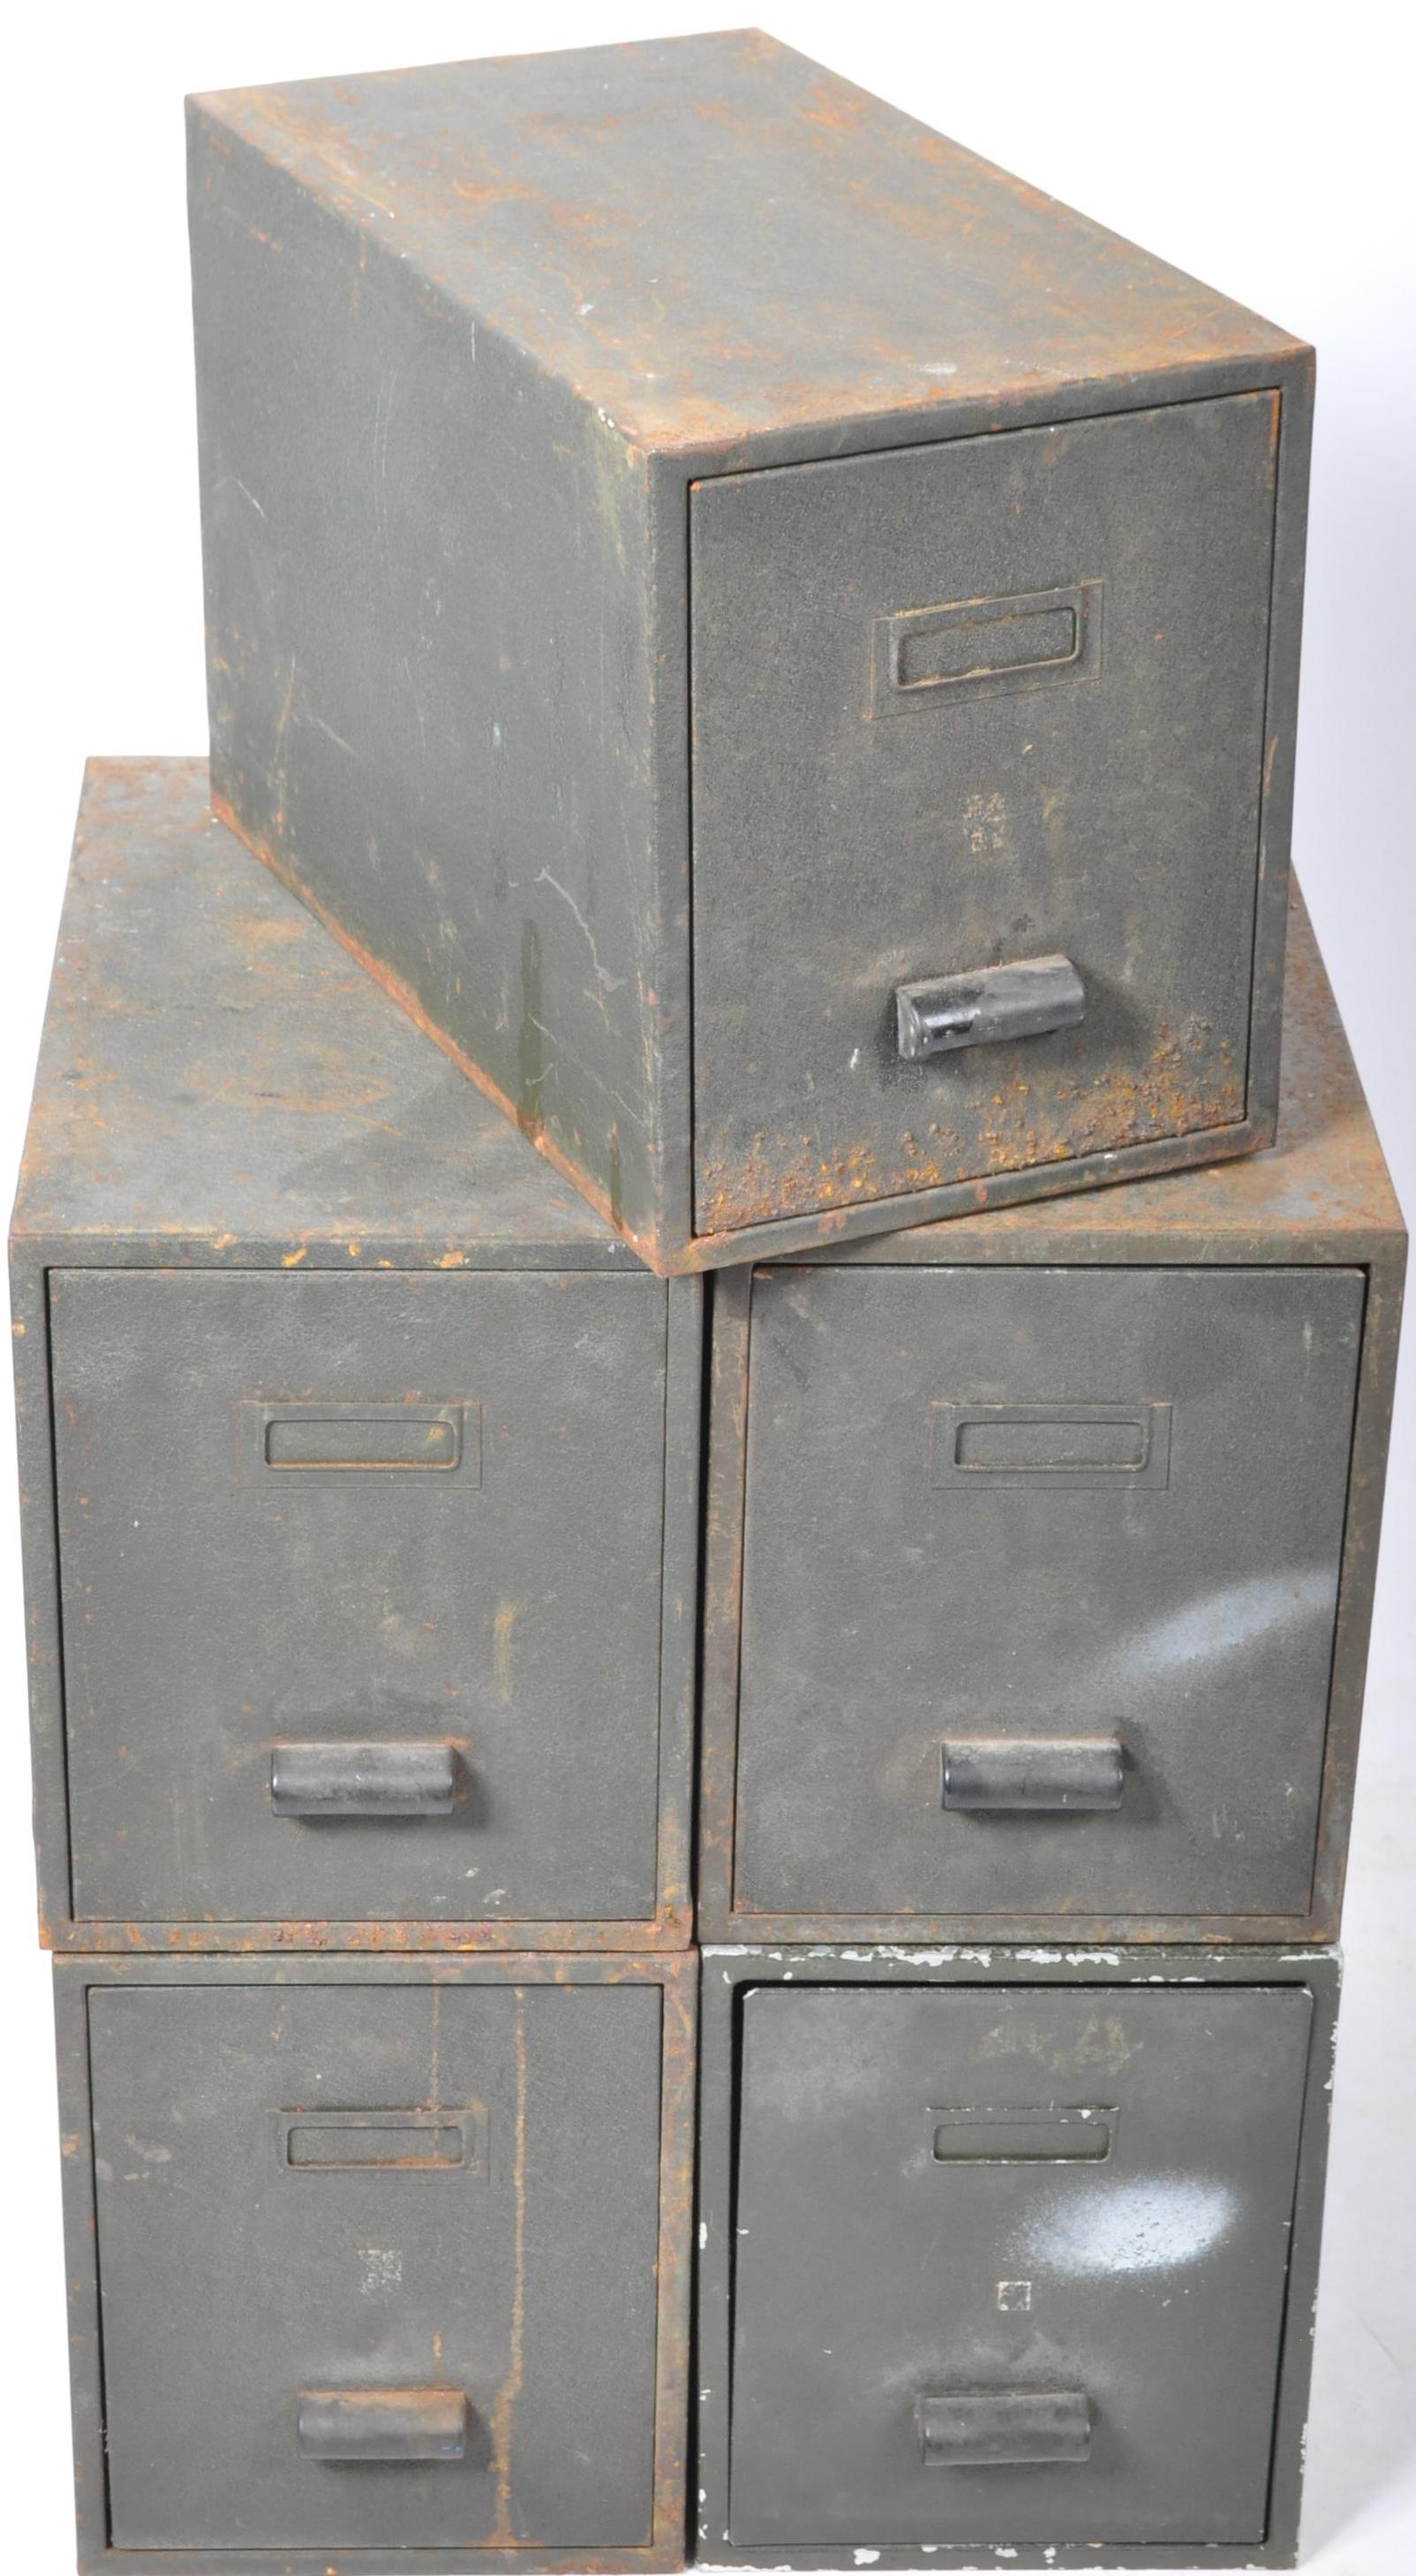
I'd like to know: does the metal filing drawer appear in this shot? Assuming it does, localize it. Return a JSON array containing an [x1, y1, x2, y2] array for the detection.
[[55, 1952, 694, 2576], [187, 33, 1313, 1272], [11, 761, 700, 1952], [698, 895, 1405, 1946], [696, 1947, 1337, 2570], [50, 1267, 667, 1931], [690, 394, 1276, 1237], [734, 1262, 1360, 1920]]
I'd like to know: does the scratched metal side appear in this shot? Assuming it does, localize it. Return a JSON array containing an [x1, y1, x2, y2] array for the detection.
[[190, 111, 668, 1263]]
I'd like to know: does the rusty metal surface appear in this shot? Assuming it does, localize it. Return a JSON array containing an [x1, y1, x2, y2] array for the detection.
[[687, 392, 1282, 1236], [697, 891, 1405, 1948], [802, 889, 1403, 1259], [53, 1948, 694, 2576], [191, 33, 1302, 457], [10, 761, 698, 1956], [11, 758, 636, 1268], [696, 1945, 1337, 2571], [188, 35, 1312, 1273]]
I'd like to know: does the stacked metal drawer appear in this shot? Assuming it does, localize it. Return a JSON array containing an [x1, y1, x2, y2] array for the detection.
[[694, 892, 1402, 2566], [12, 763, 697, 2574], [11, 28, 1405, 2576]]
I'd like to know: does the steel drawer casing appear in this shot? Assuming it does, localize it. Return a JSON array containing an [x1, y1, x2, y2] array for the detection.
[[187, 32, 1313, 1274], [11, 762, 700, 1952], [54, 1950, 694, 2576], [699, 893, 1405, 1946], [697, 1944, 1338, 2571]]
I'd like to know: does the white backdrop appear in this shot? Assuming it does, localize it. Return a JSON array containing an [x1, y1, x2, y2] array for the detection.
[[3, 7, 1412, 2572]]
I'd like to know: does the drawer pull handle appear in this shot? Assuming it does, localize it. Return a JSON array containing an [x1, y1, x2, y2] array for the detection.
[[896, 955, 1084, 1060], [298, 2388, 469, 2463], [930, 2106, 1112, 2163], [915, 2388, 1092, 2468], [270, 1742, 456, 1819], [870, 582, 1103, 714], [941, 1735, 1124, 1813]]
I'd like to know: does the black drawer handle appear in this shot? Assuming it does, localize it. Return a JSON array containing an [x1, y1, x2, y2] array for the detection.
[[298, 2388, 469, 2463], [896, 955, 1084, 1060], [915, 2388, 1092, 2467], [941, 1735, 1124, 1813], [270, 1742, 456, 1819]]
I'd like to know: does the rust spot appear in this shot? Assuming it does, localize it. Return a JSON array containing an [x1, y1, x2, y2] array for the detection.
[[695, 1015, 1247, 1240], [488, 1995, 528, 2542]]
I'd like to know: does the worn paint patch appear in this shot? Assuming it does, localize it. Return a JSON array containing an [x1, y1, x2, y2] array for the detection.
[[1014, 2173, 1238, 2277], [493, 1600, 518, 1704]]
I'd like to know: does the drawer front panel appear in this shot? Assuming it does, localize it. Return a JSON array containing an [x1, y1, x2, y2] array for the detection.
[[89, 1980, 662, 2548], [729, 1983, 1311, 2548], [691, 394, 1277, 1235], [52, 1268, 667, 1924], [735, 1262, 1362, 1921]]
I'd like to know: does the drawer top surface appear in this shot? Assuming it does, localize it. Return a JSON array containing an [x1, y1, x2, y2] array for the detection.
[[11, 757, 642, 1267], [189, 31, 1302, 458]]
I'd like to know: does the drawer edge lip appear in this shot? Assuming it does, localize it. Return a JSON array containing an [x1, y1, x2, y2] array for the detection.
[[43, 1909, 696, 1955], [77, 2550, 685, 2575], [688, 2545, 1296, 2571], [697, 1940, 1340, 1982], [54, 1947, 700, 1986], [682, 1114, 1268, 1271], [696, 1907, 1336, 1948]]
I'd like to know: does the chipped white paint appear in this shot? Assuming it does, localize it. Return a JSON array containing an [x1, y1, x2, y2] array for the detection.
[[1015, 1946, 1122, 1966], [854, 2551, 880, 2565], [698, 2219, 708, 2250], [824, 1945, 994, 1967]]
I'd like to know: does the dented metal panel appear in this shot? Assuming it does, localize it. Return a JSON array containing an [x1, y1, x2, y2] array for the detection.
[[186, 34, 1314, 1269]]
